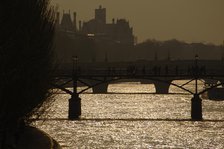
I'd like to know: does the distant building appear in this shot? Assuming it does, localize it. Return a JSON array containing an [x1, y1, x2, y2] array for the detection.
[[56, 11, 77, 33], [56, 5, 135, 45], [81, 5, 134, 45], [54, 5, 136, 63]]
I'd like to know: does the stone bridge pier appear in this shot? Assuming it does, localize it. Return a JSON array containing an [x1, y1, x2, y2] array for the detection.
[[92, 83, 109, 93], [153, 80, 172, 94], [219, 79, 224, 87], [69, 94, 81, 120], [85, 78, 110, 94], [68, 77, 81, 120], [191, 94, 202, 120]]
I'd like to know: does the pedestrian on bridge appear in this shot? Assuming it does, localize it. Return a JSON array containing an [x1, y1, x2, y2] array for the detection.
[[142, 66, 146, 74], [165, 65, 169, 75], [175, 66, 179, 75]]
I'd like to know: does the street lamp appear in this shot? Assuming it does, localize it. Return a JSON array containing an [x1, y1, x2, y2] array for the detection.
[[72, 56, 78, 75], [69, 55, 81, 120], [195, 54, 199, 94], [195, 54, 199, 65], [72, 55, 78, 96], [191, 54, 202, 120]]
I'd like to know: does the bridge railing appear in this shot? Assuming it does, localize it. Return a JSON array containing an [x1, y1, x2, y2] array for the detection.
[[55, 64, 224, 78], [74, 67, 212, 77]]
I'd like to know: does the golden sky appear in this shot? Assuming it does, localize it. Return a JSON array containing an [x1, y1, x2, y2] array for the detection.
[[52, 0, 224, 45]]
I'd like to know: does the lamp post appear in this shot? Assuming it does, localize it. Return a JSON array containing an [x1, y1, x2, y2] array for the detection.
[[72, 56, 78, 94], [69, 55, 81, 120], [195, 54, 199, 94], [72, 56, 78, 75], [191, 54, 202, 120]]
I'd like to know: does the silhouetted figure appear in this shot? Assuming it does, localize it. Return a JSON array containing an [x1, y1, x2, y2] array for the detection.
[[200, 66, 206, 75], [127, 66, 134, 75], [142, 66, 146, 74], [193, 66, 199, 75], [131, 66, 136, 75], [127, 66, 130, 74], [108, 67, 112, 75], [153, 66, 161, 75], [111, 67, 116, 75], [165, 65, 169, 74], [158, 66, 161, 75], [134, 67, 138, 75], [175, 66, 179, 75], [187, 66, 192, 75], [127, 65, 136, 75], [77, 67, 81, 75], [153, 66, 157, 75]]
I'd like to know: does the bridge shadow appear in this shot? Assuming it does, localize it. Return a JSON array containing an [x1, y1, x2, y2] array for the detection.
[[56, 92, 191, 95], [84, 92, 190, 95], [34, 118, 224, 122]]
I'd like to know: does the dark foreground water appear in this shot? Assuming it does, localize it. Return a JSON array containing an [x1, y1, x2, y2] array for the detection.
[[34, 81, 224, 148]]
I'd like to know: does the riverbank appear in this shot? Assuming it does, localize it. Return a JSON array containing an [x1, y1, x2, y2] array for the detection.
[[16, 126, 61, 149]]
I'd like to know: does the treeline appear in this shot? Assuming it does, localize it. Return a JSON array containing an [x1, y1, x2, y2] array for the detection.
[[133, 39, 223, 60], [55, 31, 223, 63]]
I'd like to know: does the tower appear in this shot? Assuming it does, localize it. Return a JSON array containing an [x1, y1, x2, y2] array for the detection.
[[73, 12, 77, 31], [154, 51, 158, 61], [222, 40, 224, 61], [60, 11, 75, 31], [95, 5, 106, 24], [105, 52, 108, 62], [79, 20, 82, 31], [56, 12, 60, 25], [167, 51, 171, 61]]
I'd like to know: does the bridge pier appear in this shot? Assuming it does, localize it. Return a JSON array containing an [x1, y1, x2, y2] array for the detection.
[[154, 81, 171, 94], [69, 71, 81, 120], [221, 80, 224, 87], [191, 94, 202, 121], [68, 94, 81, 120], [92, 83, 108, 94]]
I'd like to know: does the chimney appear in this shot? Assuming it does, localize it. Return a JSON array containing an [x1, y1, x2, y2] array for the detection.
[[112, 18, 115, 24], [79, 20, 82, 31], [73, 12, 77, 31], [56, 12, 60, 25]]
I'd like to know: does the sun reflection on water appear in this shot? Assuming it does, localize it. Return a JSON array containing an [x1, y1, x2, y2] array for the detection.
[[35, 81, 224, 148]]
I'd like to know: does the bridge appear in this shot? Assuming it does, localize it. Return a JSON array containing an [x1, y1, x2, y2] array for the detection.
[[53, 58, 224, 121]]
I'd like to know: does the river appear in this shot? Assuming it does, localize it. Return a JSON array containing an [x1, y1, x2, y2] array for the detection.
[[34, 81, 224, 148]]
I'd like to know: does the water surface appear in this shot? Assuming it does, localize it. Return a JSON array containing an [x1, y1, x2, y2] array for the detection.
[[34, 81, 224, 148]]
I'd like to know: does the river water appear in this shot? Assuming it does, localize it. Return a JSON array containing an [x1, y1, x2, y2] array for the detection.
[[34, 81, 224, 148]]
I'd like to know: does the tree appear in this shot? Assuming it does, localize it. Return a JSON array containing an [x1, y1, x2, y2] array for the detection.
[[0, 0, 55, 146]]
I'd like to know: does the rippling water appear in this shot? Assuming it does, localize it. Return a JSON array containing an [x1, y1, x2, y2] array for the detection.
[[34, 81, 224, 148]]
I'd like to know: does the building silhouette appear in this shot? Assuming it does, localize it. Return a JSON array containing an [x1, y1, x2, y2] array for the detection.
[[81, 5, 134, 45], [56, 11, 77, 32], [56, 5, 135, 45]]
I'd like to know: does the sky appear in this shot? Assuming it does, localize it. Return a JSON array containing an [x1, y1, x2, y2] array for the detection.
[[51, 0, 224, 45]]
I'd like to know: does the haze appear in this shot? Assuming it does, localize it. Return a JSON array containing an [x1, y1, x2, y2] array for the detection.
[[52, 0, 224, 45]]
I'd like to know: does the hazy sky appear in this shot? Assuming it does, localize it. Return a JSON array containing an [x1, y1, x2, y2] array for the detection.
[[52, 0, 224, 45]]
